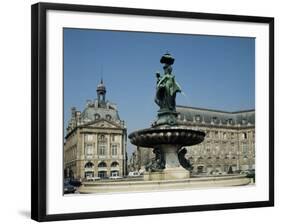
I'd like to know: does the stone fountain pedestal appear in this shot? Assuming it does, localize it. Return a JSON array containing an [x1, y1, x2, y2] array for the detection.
[[129, 126, 205, 181], [144, 167, 190, 181], [144, 144, 190, 181]]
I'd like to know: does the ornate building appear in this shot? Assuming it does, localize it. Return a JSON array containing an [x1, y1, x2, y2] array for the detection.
[[130, 106, 255, 175], [64, 80, 127, 180]]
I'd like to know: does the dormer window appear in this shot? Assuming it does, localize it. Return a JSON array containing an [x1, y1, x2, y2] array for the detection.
[[228, 119, 233, 125], [212, 117, 217, 124], [195, 115, 201, 122], [106, 114, 112, 120], [94, 113, 100, 120]]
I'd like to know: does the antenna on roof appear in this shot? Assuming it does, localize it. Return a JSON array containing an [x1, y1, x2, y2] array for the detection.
[[100, 64, 103, 84]]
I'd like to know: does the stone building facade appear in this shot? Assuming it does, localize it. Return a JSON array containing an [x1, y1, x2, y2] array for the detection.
[[128, 147, 154, 172], [64, 80, 127, 180], [130, 106, 255, 175]]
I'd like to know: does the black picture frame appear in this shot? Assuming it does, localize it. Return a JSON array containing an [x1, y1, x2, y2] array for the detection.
[[31, 2, 274, 222]]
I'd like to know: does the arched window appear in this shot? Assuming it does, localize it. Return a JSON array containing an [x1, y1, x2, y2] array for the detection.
[[85, 162, 93, 168], [98, 162, 107, 167], [111, 161, 119, 167]]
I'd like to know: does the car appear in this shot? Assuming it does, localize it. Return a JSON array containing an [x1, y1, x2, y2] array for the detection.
[[128, 171, 140, 177], [240, 169, 255, 177], [242, 169, 255, 177], [64, 182, 76, 194], [69, 179, 82, 187], [240, 169, 253, 174], [109, 176, 122, 179], [86, 176, 101, 181]]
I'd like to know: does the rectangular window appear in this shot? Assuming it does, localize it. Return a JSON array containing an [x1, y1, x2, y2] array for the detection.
[[241, 143, 248, 154], [241, 132, 247, 140], [214, 131, 219, 138], [85, 134, 93, 142], [111, 144, 118, 155], [230, 143, 235, 154], [85, 144, 93, 159], [111, 134, 116, 142], [98, 144, 106, 155], [206, 147, 210, 152], [98, 171, 107, 178], [215, 145, 219, 154]]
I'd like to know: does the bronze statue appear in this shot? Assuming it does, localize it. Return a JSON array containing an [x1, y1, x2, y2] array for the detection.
[[155, 53, 181, 113]]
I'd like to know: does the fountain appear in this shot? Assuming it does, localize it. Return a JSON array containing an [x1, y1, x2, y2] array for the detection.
[[78, 53, 251, 194], [129, 53, 205, 180]]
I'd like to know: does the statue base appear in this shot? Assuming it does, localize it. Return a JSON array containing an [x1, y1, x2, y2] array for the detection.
[[154, 110, 179, 126]]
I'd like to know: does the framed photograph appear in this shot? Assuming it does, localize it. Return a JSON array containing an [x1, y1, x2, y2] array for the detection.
[[31, 2, 274, 222]]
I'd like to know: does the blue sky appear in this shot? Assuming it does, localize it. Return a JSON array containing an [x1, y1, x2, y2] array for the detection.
[[64, 28, 255, 155]]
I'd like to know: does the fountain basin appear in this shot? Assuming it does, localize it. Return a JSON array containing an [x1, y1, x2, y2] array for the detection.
[[128, 126, 205, 148], [78, 175, 251, 194]]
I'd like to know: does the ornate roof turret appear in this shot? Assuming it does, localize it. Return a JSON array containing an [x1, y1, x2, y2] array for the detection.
[[96, 78, 106, 105], [96, 78, 106, 94]]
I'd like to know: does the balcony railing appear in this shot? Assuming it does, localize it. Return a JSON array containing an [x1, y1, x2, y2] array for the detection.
[[84, 167, 94, 172], [97, 167, 107, 171], [110, 166, 119, 170]]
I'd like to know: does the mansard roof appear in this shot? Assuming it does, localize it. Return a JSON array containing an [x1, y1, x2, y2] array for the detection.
[[176, 105, 255, 126], [81, 100, 120, 122]]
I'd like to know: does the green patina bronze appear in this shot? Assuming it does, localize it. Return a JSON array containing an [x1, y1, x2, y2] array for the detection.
[[154, 53, 182, 126]]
